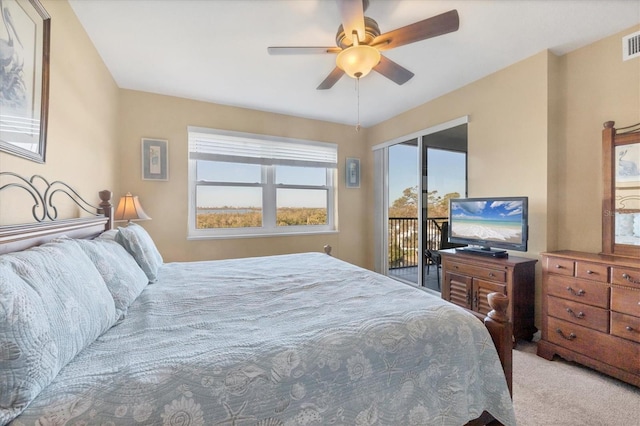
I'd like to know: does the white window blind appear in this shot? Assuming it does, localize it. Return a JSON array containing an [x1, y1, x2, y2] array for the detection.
[[188, 128, 337, 168]]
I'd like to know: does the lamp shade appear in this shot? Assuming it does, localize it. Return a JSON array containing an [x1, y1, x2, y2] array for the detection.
[[336, 44, 381, 79], [114, 193, 151, 222]]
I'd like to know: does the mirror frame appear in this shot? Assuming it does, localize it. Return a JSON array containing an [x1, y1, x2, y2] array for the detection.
[[0, 0, 51, 163], [602, 121, 640, 258]]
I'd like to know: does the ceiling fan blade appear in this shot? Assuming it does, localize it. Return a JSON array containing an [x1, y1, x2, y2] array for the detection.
[[317, 67, 345, 90], [337, 0, 365, 45], [373, 55, 414, 85], [372, 9, 459, 51], [268, 46, 341, 55]]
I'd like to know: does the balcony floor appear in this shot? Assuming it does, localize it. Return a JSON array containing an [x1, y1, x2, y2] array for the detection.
[[388, 264, 441, 292]]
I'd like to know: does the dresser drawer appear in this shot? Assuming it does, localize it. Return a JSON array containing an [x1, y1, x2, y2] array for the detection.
[[545, 257, 574, 276], [611, 267, 640, 287], [575, 262, 608, 283], [547, 296, 609, 332], [611, 312, 640, 343], [546, 274, 609, 308], [611, 286, 640, 316], [446, 261, 506, 283], [547, 317, 640, 375]]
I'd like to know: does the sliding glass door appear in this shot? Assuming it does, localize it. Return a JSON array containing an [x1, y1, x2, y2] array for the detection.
[[387, 140, 419, 284], [373, 118, 467, 291], [421, 126, 467, 291]]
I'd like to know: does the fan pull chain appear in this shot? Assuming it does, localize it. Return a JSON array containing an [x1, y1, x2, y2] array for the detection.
[[355, 77, 361, 132]]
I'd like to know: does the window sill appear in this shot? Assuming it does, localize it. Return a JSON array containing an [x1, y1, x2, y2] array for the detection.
[[187, 229, 339, 240]]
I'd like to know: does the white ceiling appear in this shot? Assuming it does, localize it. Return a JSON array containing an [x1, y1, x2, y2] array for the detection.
[[68, 0, 640, 128]]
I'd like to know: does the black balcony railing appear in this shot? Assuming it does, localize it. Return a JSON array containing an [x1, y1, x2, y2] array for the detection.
[[388, 217, 447, 269]]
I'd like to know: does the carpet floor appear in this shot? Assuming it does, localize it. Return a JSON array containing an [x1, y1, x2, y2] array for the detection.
[[512, 341, 639, 426]]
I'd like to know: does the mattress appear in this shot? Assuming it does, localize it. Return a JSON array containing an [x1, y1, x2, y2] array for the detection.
[[11, 252, 515, 425]]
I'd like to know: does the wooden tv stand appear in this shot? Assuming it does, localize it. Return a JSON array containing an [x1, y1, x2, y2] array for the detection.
[[440, 249, 538, 342]]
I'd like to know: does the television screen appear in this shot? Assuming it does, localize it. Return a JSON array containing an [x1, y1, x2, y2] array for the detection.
[[448, 196, 528, 253]]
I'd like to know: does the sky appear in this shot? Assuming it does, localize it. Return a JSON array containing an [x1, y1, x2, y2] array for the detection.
[[452, 200, 524, 221], [388, 143, 466, 203], [196, 161, 327, 208]]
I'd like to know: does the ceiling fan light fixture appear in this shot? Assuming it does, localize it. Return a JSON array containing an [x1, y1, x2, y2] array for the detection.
[[336, 44, 380, 79]]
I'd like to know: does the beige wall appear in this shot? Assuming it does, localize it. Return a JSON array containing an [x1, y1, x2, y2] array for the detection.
[[117, 91, 369, 267], [557, 25, 640, 253], [0, 0, 120, 224], [546, 51, 563, 252]]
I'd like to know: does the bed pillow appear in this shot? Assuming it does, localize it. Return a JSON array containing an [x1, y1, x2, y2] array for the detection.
[[75, 238, 149, 318], [115, 222, 163, 282], [96, 229, 118, 241], [0, 239, 117, 424]]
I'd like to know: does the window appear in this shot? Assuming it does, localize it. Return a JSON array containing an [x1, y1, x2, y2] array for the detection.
[[188, 127, 337, 238]]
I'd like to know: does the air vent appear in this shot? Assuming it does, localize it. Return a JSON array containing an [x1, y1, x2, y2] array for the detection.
[[622, 30, 640, 61]]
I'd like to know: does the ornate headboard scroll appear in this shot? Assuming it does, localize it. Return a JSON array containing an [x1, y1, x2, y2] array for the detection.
[[0, 172, 112, 254]]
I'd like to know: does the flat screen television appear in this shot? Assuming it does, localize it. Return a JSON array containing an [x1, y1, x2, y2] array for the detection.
[[448, 196, 529, 257]]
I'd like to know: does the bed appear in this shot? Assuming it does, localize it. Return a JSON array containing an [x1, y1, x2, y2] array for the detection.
[[0, 174, 516, 426]]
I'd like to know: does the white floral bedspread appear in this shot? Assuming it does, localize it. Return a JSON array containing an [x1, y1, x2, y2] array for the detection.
[[11, 253, 515, 426]]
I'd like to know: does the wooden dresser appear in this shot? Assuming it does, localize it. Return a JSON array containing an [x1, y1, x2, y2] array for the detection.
[[537, 250, 640, 386], [440, 249, 538, 342]]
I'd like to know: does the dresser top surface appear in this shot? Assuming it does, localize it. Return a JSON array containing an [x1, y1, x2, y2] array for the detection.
[[439, 248, 537, 266], [542, 250, 640, 268]]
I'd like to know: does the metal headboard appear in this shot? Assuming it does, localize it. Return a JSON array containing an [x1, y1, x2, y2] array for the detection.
[[0, 172, 113, 222], [0, 172, 113, 254]]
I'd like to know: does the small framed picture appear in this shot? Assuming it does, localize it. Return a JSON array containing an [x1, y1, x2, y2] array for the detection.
[[346, 157, 360, 188], [142, 138, 169, 181]]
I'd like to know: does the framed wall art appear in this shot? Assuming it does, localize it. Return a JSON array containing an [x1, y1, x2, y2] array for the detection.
[[346, 157, 360, 188], [142, 138, 169, 181], [0, 0, 50, 163]]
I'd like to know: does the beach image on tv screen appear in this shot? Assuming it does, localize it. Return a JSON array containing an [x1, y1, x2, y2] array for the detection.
[[451, 200, 523, 243]]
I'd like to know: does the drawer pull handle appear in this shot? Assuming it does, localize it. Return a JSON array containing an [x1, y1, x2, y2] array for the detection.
[[555, 265, 564, 269], [566, 308, 584, 319], [556, 329, 577, 341], [586, 270, 594, 275], [488, 272, 495, 277], [626, 326, 634, 332], [621, 273, 640, 284], [566, 286, 585, 296]]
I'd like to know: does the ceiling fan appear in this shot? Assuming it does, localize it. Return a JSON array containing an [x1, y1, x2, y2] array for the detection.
[[267, 0, 459, 90]]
